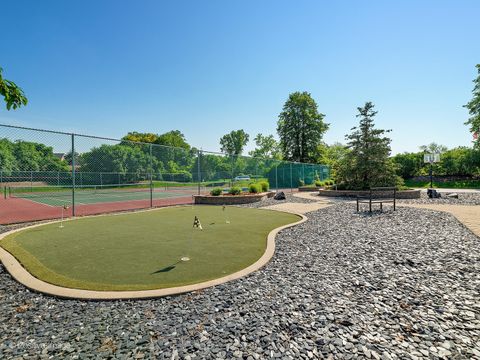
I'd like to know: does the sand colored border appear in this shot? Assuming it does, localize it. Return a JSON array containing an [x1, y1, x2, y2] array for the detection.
[[0, 207, 307, 300]]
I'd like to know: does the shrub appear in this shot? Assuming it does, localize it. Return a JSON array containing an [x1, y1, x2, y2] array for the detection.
[[210, 188, 222, 196], [258, 181, 269, 192], [248, 183, 261, 193], [229, 186, 241, 195], [298, 179, 305, 187], [315, 180, 323, 187]]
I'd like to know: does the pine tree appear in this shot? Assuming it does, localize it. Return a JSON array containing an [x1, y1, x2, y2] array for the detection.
[[464, 64, 480, 148], [337, 102, 398, 189]]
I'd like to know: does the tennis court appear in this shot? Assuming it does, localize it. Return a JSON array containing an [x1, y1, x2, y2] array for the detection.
[[0, 184, 198, 224], [7, 184, 197, 207]]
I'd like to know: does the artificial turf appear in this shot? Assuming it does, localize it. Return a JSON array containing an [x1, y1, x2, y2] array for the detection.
[[0, 205, 300, 291]]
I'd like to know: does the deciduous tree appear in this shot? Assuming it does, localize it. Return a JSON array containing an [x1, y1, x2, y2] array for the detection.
[[248, 134, 281, 159], [219, 130, 249, 156], [0, 67, 27, 110], [277, 91, 328, 163]]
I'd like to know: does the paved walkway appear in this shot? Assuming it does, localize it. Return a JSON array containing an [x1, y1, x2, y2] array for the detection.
[[416, 188, 480, 193], [263, 201, 331, 214], [399, 203, 480, 238], [263, 192, 340, 214]]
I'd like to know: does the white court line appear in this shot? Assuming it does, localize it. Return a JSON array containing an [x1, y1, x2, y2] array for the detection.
[[16, 195, 86, 206], [12, 196, 56, 208]]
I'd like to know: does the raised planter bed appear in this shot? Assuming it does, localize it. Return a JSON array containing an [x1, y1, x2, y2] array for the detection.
[[318, 189, 421, 199], [194, 191, 275, 205], [298, 186, 321, 192]]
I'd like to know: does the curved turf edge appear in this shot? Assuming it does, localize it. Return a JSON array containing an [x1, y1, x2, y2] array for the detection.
[[0, 206, 305, 297]]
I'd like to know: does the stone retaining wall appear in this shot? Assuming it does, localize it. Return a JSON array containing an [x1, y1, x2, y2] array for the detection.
[[318, 189, 421, 199], [298, 186, 321, 192]]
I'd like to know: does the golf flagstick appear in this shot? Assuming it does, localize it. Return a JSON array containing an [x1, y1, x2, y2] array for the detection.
[[181, 215, 203, 262], [59, 204, 69, 228], [222, 205, 230, 224], [182, 198, 196, 261]]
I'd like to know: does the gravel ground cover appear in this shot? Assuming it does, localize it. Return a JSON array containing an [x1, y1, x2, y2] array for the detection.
[[1, 203, 479, 359], [399, 191, 480, 206]]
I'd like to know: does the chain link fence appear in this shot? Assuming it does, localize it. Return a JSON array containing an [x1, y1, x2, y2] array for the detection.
[[0, 124, 329, 223]]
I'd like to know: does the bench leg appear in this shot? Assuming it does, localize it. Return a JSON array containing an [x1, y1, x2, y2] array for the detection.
[[394, 198, 396, 211], [380, 202, 383, 211], [369, 199, 372, 212], [356, 199, 359, 212]]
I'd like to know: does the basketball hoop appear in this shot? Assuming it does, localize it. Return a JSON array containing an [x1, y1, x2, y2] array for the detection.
[[424, 152, 441, 188], [424, 153, 440, 164]]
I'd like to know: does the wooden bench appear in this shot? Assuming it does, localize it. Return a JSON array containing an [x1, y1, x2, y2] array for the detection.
[[356, 187, 396, 212]]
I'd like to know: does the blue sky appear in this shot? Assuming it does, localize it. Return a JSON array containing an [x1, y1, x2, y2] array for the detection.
[[1, 0, 479, 154]]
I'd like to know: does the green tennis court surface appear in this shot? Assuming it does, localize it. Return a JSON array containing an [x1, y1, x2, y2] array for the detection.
[[8, 184, 194, 206]]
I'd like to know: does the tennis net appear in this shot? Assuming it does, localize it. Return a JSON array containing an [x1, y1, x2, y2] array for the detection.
[[8, 183, 152, 199]]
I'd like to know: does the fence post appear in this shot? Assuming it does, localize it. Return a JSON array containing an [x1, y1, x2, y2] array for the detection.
[[197, 149, 201, 195], [149, 144, 153, 207], [290, 162, 293, 193], [231, 155, 234, 185], [71, 134, 76, 217], [275, 162, 278, 191]]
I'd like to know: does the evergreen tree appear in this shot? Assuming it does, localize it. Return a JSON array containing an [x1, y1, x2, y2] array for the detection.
[[464, 64, 480, 148], [337, 102, 398, 189]]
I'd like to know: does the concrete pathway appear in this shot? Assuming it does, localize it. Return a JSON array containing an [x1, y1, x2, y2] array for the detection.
[[400, 203, 480, 238], [262, 191, 347, 214], [415, 187, 480, 193], [263, 201, 331, 214]]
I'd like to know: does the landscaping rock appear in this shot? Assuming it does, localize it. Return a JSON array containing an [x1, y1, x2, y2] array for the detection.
[[273, 191, 286, 200], [1, 203, 479, 358]]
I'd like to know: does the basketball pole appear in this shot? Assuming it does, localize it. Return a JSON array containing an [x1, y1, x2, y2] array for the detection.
[[429, 161, 433, 188]]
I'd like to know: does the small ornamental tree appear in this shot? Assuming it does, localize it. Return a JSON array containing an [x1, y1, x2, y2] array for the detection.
[[0, 67, 28, 110], [336, 102, 399, 189], [464, 64, 480, 149]]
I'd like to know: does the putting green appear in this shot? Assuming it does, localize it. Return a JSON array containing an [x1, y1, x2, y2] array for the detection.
[[0, 206, 300, 291]]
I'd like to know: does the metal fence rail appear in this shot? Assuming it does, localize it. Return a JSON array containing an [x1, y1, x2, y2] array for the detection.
[[0, 124, 329, 224]]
